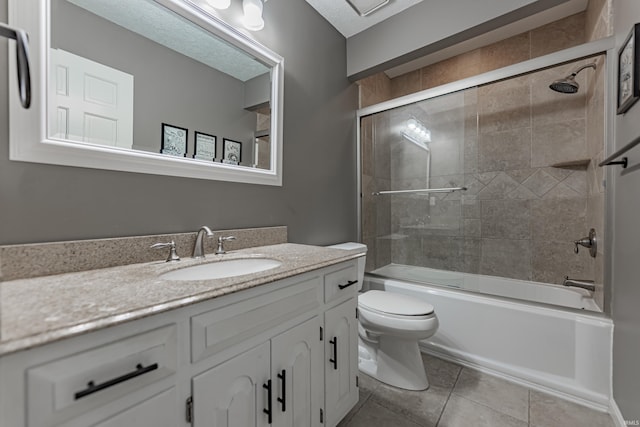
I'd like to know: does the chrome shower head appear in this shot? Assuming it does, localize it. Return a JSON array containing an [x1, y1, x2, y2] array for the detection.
[[549, 76, 579, 94], [549, 62, 597, 94]]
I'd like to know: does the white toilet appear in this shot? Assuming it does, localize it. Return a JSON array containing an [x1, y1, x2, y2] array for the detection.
[[328, 243, 439, 391]]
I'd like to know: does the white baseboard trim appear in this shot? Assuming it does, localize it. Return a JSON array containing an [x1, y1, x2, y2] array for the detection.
[[610, 398, 631, 427], [420, 345, 610, 413]]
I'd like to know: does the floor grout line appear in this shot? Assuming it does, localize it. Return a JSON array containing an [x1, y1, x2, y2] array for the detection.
[[341, 392, 371, 427], [435, 365, 464, 426], [528, 389, 532, 427], [349, 355, 616, 427], [448, 392, 530, 425]]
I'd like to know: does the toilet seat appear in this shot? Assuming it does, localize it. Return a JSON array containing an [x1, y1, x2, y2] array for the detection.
[[359, 290, 434, 316]]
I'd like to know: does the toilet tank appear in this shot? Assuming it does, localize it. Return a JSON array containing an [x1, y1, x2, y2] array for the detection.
[[327, 242, 367, 291]]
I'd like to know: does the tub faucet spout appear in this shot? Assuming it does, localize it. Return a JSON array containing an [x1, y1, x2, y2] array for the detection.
[[563, 276, 595, 292]]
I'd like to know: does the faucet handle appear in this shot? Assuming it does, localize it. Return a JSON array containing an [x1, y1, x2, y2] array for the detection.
[[573, 228, 597, 258], [151, 241, 180, 262], [215, 235, 237, 255]]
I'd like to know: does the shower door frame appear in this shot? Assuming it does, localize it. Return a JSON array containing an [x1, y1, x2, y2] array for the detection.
[[355, 36, 616, 294]]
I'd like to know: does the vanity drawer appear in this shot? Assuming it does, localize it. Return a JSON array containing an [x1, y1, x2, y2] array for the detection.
[[324, 261, 358, 304], [191, 275, 322, 363], [26, 324, 177, 427]]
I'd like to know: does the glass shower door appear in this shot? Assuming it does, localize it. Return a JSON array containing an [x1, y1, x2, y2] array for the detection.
[[361, 88, 479, 277]]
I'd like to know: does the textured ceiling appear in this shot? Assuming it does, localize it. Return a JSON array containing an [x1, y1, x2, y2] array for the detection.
[[66, 0, 270, 82]]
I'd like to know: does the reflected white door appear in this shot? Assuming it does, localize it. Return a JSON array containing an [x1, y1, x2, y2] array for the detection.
[[49, 48, 134, 149]]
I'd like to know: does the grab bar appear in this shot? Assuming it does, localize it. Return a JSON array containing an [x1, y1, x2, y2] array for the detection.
[[372, 186, 467, 196], [598, 135, 640, 169], [0, 23, 31, 109]]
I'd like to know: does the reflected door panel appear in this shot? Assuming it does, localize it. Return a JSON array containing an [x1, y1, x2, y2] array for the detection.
[[49, 48, 134, 149]]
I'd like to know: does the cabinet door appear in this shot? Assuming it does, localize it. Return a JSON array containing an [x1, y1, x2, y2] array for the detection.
[[324, 299, 358, 427], [271, 317, 322, 427], [193, 342, 271, 427]]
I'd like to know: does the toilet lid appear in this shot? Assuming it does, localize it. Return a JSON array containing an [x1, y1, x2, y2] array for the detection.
[[359, 290, 434, 316]]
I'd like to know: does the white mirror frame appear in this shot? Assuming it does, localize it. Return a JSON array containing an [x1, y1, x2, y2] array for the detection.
[[8, 0, 284, 186]]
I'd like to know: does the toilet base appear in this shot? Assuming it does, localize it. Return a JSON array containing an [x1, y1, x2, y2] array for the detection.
[[358, 335, 429, 391]]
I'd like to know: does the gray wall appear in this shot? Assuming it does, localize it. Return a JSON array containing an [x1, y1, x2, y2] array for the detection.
[[52, 0, 256, 165], [0, 0, 358, 245], [244, 73, 271, 110], [612, 0, 640, 421]]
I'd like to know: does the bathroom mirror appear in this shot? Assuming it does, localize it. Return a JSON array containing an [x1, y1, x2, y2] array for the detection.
[[8, 0, 284, 185]]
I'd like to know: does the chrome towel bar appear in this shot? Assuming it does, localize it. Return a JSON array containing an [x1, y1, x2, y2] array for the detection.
[[372, 187, 467, 196]]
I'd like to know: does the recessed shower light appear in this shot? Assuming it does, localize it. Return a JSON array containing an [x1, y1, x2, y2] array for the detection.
[[346, 0, 390, 17]]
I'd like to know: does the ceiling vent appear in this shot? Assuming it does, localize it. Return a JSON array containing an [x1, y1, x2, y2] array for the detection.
[[346, 0, 390, 16]]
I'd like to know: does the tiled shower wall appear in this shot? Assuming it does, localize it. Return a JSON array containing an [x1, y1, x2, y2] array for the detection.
[[359, 0, 611, 310]]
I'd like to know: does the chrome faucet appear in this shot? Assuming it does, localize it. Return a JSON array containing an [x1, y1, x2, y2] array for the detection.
[[192, 226, 214, 258], [563, 276, 595, 292], [215, 235, 236, 255]]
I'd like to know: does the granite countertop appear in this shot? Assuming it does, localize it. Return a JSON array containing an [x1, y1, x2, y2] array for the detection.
[[0, 243, 365, 356]]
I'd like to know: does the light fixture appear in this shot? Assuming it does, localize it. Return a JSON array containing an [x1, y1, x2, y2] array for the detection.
[[243, 0, 264, 31], [402, 118, 431, 150], [206, 0, 231, 10]]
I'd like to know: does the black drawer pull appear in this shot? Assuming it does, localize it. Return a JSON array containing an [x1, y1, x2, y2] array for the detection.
[[329, 337, 338, 370], [263, 379, 273, 424], [277, 369, 286, 412], [338, 280, 358, 290], [74, 363, 158, 400]]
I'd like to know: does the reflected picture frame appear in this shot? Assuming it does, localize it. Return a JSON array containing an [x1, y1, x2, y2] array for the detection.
[[617, 23, 640, 114], [161, 123, 188, 157], [193, 131, 217, 161], [222, 138, 242, 165]]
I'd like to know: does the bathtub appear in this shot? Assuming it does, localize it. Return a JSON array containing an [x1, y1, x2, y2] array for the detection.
[[365, 265, 613, 409]]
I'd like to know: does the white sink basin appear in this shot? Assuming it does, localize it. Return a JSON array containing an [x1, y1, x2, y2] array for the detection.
[[161, 258, 282, 281]]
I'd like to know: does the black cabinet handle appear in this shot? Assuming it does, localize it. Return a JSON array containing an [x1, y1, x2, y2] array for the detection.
[[329, 337, 338, 370], [338, 280, 358, 290], [263, 379, 273, 424], [74, 363, 158, 400], [277, 369, 286, 412]]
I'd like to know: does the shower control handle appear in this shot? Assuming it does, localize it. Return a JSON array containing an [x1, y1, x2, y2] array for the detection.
[[574, 228, 597, 258]]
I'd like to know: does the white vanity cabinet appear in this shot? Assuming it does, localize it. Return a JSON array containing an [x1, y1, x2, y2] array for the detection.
[[192, 340, 272, 427], [322, 263, 360, 427], [192, 316, 322, 427], [0, 258, 361, 427], [0, 322, 182, 427], [189, 271, 324, 427], [271, 316, 323, 427]]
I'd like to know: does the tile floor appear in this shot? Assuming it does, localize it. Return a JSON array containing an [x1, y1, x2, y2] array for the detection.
[[338, 353, 615, 427]]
